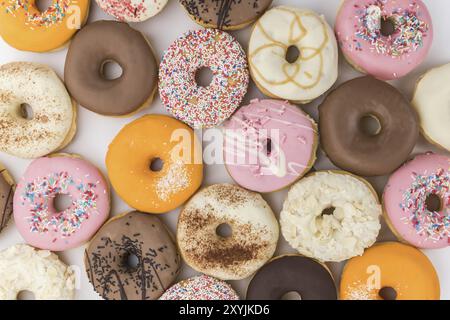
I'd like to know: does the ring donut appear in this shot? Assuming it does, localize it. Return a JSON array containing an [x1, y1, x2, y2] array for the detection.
[[65, 21, 158, 116], [0, 163, 14, 233], [96, 0, 168, 22]]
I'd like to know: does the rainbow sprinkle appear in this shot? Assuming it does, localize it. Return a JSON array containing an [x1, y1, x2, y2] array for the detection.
[[5, 0, 71, 27]]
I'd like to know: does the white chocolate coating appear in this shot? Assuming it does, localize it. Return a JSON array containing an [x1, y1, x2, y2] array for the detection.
[[95, 0, 168, 22]]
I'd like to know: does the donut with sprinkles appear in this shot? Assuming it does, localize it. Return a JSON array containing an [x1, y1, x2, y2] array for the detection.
[[95, 0, 168, 22]]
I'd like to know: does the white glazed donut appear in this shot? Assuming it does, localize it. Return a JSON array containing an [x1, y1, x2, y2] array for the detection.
[[412, 63, 450, 151], [248, 6, 338, 103], [280, 171, 381, 262], [0, 62, 75, 158], [95, 0, 168, 22], [0, 244, 76, 300], [177, 184, 279, 280]]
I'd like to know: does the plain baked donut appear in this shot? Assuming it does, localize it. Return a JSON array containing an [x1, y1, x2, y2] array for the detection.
[[319, 76, 419, 176], [65, 20, 158, 116]]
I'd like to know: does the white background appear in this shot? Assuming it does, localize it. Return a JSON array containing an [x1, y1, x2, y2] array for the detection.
[[0, 0, 449, 300]]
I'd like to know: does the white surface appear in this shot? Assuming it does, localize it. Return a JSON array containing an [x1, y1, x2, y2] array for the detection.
[[0, 0, 449, 300]]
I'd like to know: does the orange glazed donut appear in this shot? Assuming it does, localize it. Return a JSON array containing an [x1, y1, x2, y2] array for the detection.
[[0, 0, 90, 52], [340, 242, 440, 300], [106, 115, 203, 214]]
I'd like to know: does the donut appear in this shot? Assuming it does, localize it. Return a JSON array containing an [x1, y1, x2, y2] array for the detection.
[[280, 171, 381, 262], [340, 242, 440, 300], [0, 244, 76, 300], [106, 115, 203, 214], [223, 99, 318, 193], [65, 20, 158, 116], [177, 184, 279, 280], [246, 255, 337, 300], [159, 275, 239, 300], [85, 211, 181, 300], [383, 153, 450, 249], [319, 76, 419, 177], [96, 0, 168, 22], [0, 0, 90, 52], [412, 63, 450, 152], [0, 163, 15, 233], [179, 0, 272, 30], [13, 154, 110, 251], [248, 6, 338, 103], [335, 0, 433, 80], [0, 62, 76, 159], [159, 29, 249, 129]]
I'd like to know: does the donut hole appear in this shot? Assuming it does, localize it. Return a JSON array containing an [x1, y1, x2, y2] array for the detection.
[[216, 223, 233, 238], [100, 60, 123, 81], [53, 193, 72, 213], [17, 290, 35, 300], [378, 286, 397, 300], [263, 138, 272, 156], [35, 0, 53, 13], [149, 157, 164, 172], [359, 114, 382, 136], [123, 252, 140, 271], [19, 103, 34, 120], [425, 193, 442, 212], [281, 291, 302, 300], [321, 206, 336, 216], [195, 67, 214, 88], [285, 45, 301, 64], [380, 17, 397, 37]]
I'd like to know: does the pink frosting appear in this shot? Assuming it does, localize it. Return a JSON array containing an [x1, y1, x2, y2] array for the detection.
[[383, 153, 450, 249], [223, 99, 317, 193], [14, 156, 110, 251], [335, 0, 433, 80]]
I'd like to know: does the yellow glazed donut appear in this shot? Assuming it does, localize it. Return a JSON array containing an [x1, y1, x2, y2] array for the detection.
[[106, 115, 203, 214], [0, 0, 90, 52], [340, 242, 440, 300]]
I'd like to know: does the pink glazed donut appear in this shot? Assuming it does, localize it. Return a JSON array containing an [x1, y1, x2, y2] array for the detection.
[[335, 0, 433, 80], [383, 153, 450, 249], [223, 99, 318, 193], [14, 155, 110, 251]]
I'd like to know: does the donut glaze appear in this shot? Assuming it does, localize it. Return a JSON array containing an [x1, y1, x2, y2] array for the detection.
[[96, 0, 168, 22], [85, 211, 180, 300], [336, 0, 433, 80], [319, 76, 419, 177], [340, 242, 440, 300], [159, 29, 249, 129], [383, 153, 450, 249], [179, 0, 272, 30], [223, 99, 317, 193], [0, 0, 90, 52], [0, 164, 14, 233], [177, 184, 279, 280], [14, 155, 110, 251], [247, 255, 337, 300], [65, 21, 158, 116]]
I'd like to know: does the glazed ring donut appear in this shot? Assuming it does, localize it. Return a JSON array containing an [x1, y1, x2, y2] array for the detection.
[[412, 63, 450, 151], [319, 76, 419, 176], [248, 6, 338, 103], [383, 153, 450, 249], [85, 211, 181, 300], [96, 0, 168, 22], [0, 62, 76, 159], [159, 275, 239, 300], [65, 21, 158, 116], [280, 171, 381, 262], [224, 99, 318, 193], [0, 244, 76, 300], [336, 0, 433, 80], [246, 255, 338, 300], [0, 0, 90, 52], [177, 184, 279, 280], [340, 242, 440, 300], [159, 29, 249, 128], [0, 163, 15, 233], [179, 0, 273, 30], [13, 154, 110, 251], [106, 115, 203, 214]]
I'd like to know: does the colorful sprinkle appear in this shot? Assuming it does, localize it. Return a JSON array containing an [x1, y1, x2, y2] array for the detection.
[[5, 0, 71, 27]]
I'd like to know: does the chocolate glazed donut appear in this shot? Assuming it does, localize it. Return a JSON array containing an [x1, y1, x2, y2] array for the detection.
[[0, 165, 14, 233], [319, 76, 419, 176], [84, 211, 181, 300], [246, 255, 338, 300], [64, 21, 157, 116]]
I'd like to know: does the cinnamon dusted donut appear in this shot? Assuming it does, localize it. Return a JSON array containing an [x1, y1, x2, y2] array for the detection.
[[0, 163, 14, 233], [177, 184, 279, 280], [85, 211, 181, 300], [64, 21, 158, 116], [319, 76, 419, 176]]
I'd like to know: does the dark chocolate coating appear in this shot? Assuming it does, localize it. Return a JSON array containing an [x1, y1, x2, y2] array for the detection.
[[0, 168, 13, 233], [64, 21, 157, 116], [246, 255, 337, 300], [84, 211, 181, 300], [179, 0, 273, 29], [319, 76, 419, 176]]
